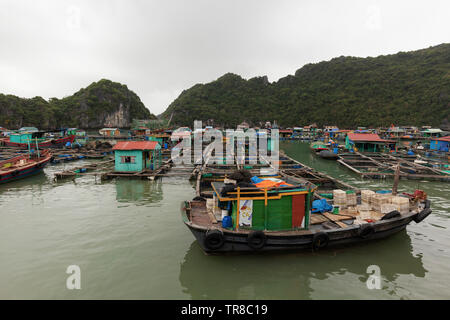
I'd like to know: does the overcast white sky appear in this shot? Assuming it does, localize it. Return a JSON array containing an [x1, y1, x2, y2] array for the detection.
[[0, 0, 449, 115]]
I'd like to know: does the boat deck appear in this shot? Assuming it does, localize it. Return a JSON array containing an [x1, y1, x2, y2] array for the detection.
[[187, 197, 411, 235]]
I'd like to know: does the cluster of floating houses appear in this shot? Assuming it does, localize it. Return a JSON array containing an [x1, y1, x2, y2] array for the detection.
[[0, 120, 445, 253]]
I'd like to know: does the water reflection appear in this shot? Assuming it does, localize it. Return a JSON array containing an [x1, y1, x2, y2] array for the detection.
[[0, 170, 48, 195], [179, 230, 425, 299], [115, 179, 163, 204]]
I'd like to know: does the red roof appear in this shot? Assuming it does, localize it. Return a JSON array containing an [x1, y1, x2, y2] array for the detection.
[[436, 135, 450, 142], [347, 133, 386, 142], [112, 141, 159, 151]]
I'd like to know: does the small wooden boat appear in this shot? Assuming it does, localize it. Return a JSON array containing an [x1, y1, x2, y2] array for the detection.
[[4, 133, 75, 149], [310, 141, 329, 152], [318, 150, 339, 160], [0, 150, 52, 184]]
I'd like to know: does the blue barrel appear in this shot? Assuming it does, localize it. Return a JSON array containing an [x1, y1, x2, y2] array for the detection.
[[222, 216, 232, 228]]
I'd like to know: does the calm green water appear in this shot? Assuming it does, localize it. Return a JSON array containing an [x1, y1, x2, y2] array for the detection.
[[0, 142, 449, 299]]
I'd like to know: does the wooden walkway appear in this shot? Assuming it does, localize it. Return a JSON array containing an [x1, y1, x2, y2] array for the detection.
[[338, 152, 449, 181]]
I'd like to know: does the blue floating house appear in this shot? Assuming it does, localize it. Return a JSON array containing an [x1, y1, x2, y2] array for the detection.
[[430, 136, 450, 152], [112, 141, 162, 172]]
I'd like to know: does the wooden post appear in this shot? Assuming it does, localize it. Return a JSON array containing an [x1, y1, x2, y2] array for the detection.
[[236, 187, 241, 230], [264, 188, 268, 230], [392, 164, 400, 195], [35, 138, 40, 158]]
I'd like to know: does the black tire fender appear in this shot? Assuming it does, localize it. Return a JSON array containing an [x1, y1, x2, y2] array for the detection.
[[204, 229, 225, 250], [359, 224, 375, 239], [381, 210, 401, 220], [247, 230, 266, 250], [312, 232, 329, 250], [414, 208, 432, 223]]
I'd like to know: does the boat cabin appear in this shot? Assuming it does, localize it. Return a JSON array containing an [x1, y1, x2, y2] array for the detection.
[[210, 178, 313, 231], [345, 133, 396, 153], [112, 141, 162, 172]]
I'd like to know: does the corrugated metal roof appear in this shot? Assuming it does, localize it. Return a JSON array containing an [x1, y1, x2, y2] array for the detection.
[[347, 133, 385, 142], [112, 141, 159, 150]]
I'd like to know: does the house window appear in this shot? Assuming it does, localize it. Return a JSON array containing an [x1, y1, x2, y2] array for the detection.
[[120, 156, 136, 164]]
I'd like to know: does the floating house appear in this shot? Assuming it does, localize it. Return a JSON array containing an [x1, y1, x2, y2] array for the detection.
[[112, 141, 162, 172], [324, 126, 339, 138], [345, 133, 396, 152], [18, 127, 39, 133], [99, 128, 121, 137], [387, 126, 406, 138], [237, 121, 250, 130], [421, 128, 444, 138], [279, 129, 293, 139], [334, 129, 352, 141], [172, 127, 191, 141], [291, 127, 303, 138], [430, 136, 450, 152], [145, 133, 171, 149], [131, 126, 151, 137], [9, 132, 43, 144]]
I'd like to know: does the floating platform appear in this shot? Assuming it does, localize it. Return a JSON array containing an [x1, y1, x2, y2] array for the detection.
[[337, 152, 450, 181]]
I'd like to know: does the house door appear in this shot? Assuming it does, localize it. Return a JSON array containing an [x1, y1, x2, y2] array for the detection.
[[143, 152, 147, 169]]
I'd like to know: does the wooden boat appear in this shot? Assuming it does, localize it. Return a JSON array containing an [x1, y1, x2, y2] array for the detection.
[[310, 141, 329, 152], [4, 133, 75, 149], [181, 149, 432, 253], [182, 177, 431, 253], [317, 150, 339, 160], [0, 150, 52, 184]]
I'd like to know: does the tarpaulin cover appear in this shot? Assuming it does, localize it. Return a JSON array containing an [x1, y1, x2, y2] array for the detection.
[[311, 199, 333, 213], [251, 176, 294, 189]]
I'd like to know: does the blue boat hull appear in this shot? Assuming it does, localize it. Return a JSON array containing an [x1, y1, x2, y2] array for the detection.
[[0, 163, 48, 184]]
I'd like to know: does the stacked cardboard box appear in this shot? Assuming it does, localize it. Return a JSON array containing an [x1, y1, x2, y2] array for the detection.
[[346, 192, 357, 206], [371, 193, 392, 212], [391, 196, 410, 214], [381, 203, 398, 214], [361, 190, 375, 205], [333, 189, 347, 208]]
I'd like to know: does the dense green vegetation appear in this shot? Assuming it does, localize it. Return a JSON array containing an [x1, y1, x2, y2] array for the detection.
[[0, 79, 155, 129], [161, 44, 450, 128]]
